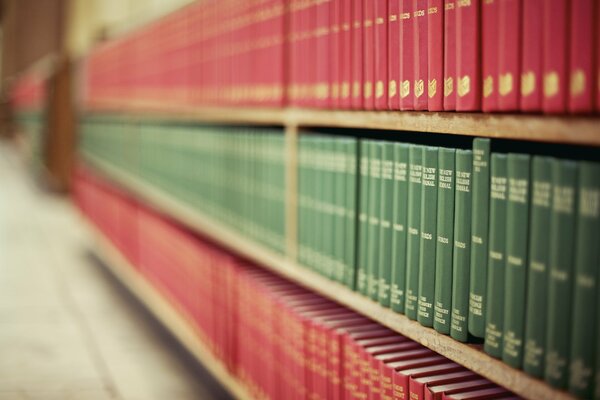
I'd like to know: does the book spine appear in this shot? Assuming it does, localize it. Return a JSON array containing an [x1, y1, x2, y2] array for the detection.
[[400, 0, 415, 110], [523, 156, 553, 378], [542, 0, 569, 113], [363, 0, 376, 110], [340, 0, 352, 108], [597, 3, 600, 113], [456, 0, 481, 110], [483, 153, 508, 359], [315, 0, 331, 109], [468, 138, 491, 338], [334, 138, 347, 283], [405, 145, 423, 319], [519, 0, 543, 112], [481, 0, 499, 111], [306, 136, 318, 271], [497, 0, 522, 111], [502, 153, 531, 368], [357, 139, 371, 294], [326, 138, 338, 279], [367, 141, 383, 300], [330, 0, 341, 109], [314, 137, 326, 275], [443, 0, 457, 110], [568, 161, 600, 398], [388, 0, 401, 109], [450, 149, 473, 342], [414, 0, 429, 110], [374, 0, 389, 109], [352, 0, 364, 109], [344, 139, 358, 289], [544, 159, 578, 389], [568, 0, 595, 113], [427, 0, 444, 110], [433, 148, 456, 335], [417, 146, 439, 327], [391, 143, 410, 313], [378, 141, 395, 307]]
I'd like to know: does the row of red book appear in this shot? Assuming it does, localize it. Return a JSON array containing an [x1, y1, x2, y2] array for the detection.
[[79, 0, 600, 113], [73, 164, 519, 400]]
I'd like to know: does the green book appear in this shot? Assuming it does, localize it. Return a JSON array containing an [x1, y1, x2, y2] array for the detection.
[[344, 139, 358, 289], [357, 139, 371, 294], [545, 159, 578, 389], [418, 146, 439, 327], [523, 156, 553, 378], [568, 161, 600, 398], [469, 138, 491, 338], [450, 150, 473, 342], [434, 148, 456, 334], [333, 138, 347, 283], [405, 145, 423, 319], [484, 153, 508, 359], [367, 142, 383, 300], [502, 153, 531, 368], [378, 141, 395, 306], [324, 137, 337, 279], [312, 136, 325, 274], [297, 135, 309, 266], [307, 136, 319, 271], [390, 143, 410, 313]]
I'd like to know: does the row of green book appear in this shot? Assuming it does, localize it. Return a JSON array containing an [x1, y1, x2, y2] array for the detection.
[[80, 117, 286, 253], [298, 133, 599, 398]]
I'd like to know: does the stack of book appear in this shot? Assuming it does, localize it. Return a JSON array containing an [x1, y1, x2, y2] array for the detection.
[[82, 0, 600, 113], [75, 164, 518, 400], [80, 118, 287, 254], [79, 117, 600, 397]]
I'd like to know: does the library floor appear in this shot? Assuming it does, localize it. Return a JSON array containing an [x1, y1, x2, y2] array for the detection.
[[0, 141, 231, 400]]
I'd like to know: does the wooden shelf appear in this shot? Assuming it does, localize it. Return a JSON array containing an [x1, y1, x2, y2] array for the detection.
[[85, 216, 252, 400], [85, 103, 600, 146], [81, 152, 575, 400]]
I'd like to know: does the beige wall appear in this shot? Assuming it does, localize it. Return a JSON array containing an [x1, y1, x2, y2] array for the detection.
[[65, 0, 196, 60]]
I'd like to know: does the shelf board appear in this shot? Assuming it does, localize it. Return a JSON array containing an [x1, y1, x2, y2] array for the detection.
[[84, 217, 252, 400], [85, 103, 600, 146], [81, 152, 575, 400]]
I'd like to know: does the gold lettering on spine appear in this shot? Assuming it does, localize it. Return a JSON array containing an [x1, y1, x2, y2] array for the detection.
[[401, 80, 411, 98], [458, 75, 470, 97], [428, 79, 437, 98], [414, 79, 424, 98], [499, 73, 513, 96], [389, 80, 397, 97], [570, 69, 585, 96], [483, 75, 494, 98], [444, 77, 454, 97], [544, 71, 559, 98], [376, 81, 385, 98], [521, 71, 535, 96]]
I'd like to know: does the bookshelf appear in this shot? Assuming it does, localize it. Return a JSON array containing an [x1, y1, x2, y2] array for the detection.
[[86, 215, 252, 400], [84, 105, 600, 146], [81, 149, 578, 400]]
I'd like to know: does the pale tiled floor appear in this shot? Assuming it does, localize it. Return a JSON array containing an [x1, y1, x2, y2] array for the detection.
[[0, 141, 231, 400]]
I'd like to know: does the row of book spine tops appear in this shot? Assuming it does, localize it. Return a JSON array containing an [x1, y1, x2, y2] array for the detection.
[[74, 164, 518, 400], [297, 135, 600, 398], [79, 0, 600, 113]]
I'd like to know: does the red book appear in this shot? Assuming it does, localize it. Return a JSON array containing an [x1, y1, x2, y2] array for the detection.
[[330, 0, 342, 109], [568, 0, 595, 113], [456, 0, 481, 111], [339, 0, 353, 108], [363, 0, 376, 109], [542, 0, 569, 113], [497, 0, 521, 111], [481, 0, 499, 111], [519, 0, 543, 111], [288, 0, 300, 105], [442, 386, 512, 399], [387, 356, 447, 400], [394, 363, 465, 400], [400, 0, 415, 110], [315, 0, 331, 108], [427, 0, 444, 110], [352, 0, 364, 108], [361, 339, 416, 399], [374, 0, 389, 109], [367, 343, 425, 399], [409, 370, 478, 400], [443, 0, 457, 110], [414, 0, 428, 110], [388, 0, 401, 109]]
